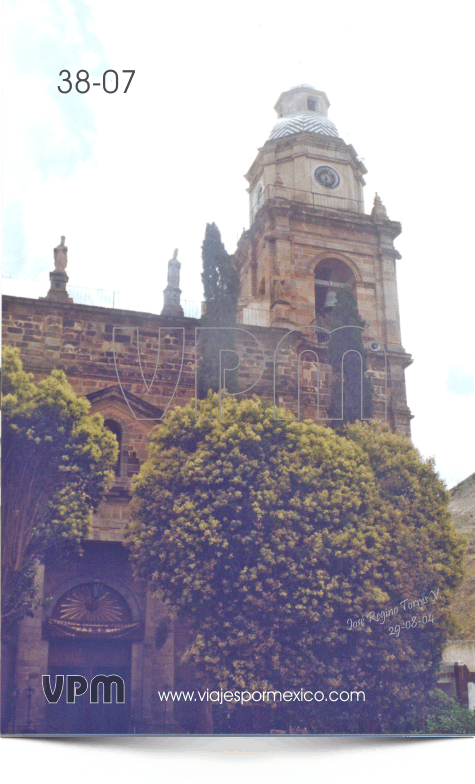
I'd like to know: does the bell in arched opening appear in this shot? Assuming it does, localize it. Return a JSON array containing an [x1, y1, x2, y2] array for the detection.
[[323, 290, 337, 310]]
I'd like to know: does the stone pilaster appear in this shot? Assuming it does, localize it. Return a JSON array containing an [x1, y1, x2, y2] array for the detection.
[[270, 218, 296, 327], [12, 564, 49, 733], [371, 196, 403, 350]]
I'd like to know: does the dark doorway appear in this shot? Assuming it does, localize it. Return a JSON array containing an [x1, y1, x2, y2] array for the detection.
[[46, 638, 131, 734]]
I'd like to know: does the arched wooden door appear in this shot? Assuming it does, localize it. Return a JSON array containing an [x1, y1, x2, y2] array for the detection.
[[45, 581, 141, 734]]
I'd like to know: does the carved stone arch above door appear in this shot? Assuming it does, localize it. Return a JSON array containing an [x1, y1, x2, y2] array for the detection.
[[44, 574, 143, 638]]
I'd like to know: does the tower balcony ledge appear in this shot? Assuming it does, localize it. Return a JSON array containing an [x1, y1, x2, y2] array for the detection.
[[250, 184, 364, 225]]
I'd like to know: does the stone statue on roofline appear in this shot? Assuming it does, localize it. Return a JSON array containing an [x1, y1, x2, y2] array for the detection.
[[43, 235, 73, 302], [161, 249, 184, 316], [54, 236, 68, 271]]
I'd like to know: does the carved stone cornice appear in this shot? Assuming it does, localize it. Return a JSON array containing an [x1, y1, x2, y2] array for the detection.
[[247, 198, 377, 236], [379, 247, 402, 261]]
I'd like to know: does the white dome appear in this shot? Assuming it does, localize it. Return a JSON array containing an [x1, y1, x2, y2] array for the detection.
[[290, 82, 317, 90], [268, 111, 339, 141]]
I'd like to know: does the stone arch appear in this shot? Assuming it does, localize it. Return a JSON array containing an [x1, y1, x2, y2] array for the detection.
[[313, 254, 360, 319], [309, 250, 363, 284], [88, 401, 143, 481], [44, 574, 142, 626], [44, 576, 140, 733]]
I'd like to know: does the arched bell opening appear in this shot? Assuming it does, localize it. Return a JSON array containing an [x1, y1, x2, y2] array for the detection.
[[314, 258, 356, 344]]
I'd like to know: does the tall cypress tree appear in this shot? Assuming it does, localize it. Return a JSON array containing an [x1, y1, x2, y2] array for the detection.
[[197, 223, 240, 398], [327, 286, 373, 426]]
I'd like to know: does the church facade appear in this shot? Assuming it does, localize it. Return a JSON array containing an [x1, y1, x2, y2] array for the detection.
[[2, 85, 412, 734]]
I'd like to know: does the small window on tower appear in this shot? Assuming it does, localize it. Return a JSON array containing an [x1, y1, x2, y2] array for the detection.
[[104, 419, 122, 478], [258, 277, 266, 296], [307, 98, 317, 111]]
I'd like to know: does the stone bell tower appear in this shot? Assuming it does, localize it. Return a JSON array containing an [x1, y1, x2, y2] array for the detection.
[[233, 84, 413, 434]]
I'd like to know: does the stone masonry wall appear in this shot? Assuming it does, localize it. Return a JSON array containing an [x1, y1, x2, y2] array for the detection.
[[3, 294, 393, 443]]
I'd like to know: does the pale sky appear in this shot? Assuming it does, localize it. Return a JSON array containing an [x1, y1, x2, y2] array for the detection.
[[3, 0, 474, 489], [3, 0, 475, 494]]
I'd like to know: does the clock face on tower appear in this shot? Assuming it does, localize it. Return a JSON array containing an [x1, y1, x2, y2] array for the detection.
[[314, 165, 340, 189]]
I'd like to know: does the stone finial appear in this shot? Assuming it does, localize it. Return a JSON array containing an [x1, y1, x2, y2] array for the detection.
[[44, 235, 72, 302], [54, 236, 68, 271], [371, 193, 388, 220], [161, 249, 183, 316]]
